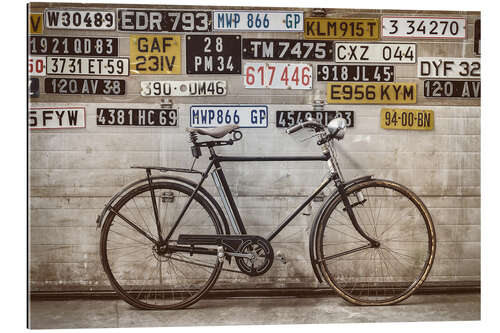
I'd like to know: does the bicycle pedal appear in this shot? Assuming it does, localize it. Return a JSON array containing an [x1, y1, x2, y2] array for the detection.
[[276, 251, 287, 264]]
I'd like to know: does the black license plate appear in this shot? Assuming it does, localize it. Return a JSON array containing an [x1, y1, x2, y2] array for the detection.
[[97, 108, 178, 126], [45, 78, 125, 95], [118, 9, 211, 32], [29, 78, 39, 98], [317, 65, 394, 82], [29, 36, 118, 56], [242, 39, 333, 61], [276, 111, 354, 128], [186, 35, 241, 74], [424, 80, 480, 98]]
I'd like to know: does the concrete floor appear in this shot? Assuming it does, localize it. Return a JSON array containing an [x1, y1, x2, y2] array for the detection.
[[29, 293, 480, 329]]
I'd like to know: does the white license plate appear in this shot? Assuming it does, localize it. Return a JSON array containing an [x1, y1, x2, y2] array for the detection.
[[418, 57, 480, 79], [44, 9, 116, 30], [190, 105, 268, 128], [334, 43, 416, 64], [141, 80, 227, 97], [382, 16, 466, 39], [46, 57, 129, 76], [29, 107, 86, 129], [28, 56, 46, 76], [243, 63, 312, 89], [213, 11, 303, 31]]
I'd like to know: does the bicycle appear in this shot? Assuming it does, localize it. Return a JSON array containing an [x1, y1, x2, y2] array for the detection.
[[96, 117, 436, 310]]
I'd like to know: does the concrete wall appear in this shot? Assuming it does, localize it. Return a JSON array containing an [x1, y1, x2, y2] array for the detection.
[[28, 3, 480, 291]]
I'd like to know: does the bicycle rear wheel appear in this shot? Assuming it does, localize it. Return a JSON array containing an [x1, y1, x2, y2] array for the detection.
[[315, 179, 436, 305], [100, 181, 223, 309]]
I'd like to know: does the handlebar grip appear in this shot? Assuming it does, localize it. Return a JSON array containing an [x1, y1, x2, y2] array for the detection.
[[286, 123, 305, 134]]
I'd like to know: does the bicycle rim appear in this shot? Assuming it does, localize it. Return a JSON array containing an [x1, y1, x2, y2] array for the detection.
[[100, 182, 223, 309], [317, 179, 436, 305]]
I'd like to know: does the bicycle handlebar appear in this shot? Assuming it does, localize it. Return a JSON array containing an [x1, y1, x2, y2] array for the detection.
[[286, 119, 325, 134]]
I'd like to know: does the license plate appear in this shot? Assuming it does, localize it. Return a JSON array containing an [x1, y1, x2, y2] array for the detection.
[[213, 11, 303, 32], [97, 108, 178, 126], [140, 80, 226, 97], [474, 19, 480, 55], [242, 39, 333, 61], [423, 80, 480, 98], [29, 78, 40, 98], [304, 18, 379, 40], [244, 63, 312, 89], [190, 105, 268, 128], [46, 57, 129, 75], [29, 56, 46, 76], [44, 9, 115, 30], [130, 35, 181, 74], [276, 111, 354, 128], [118, 9, 211, 32], [29, 13, 43, 34], [418, 58, 480, 79], [29, 36, 118, 56], [335, 43, 416, 63], [382, 16, 466, 39], [45, 78, 125, 95], [327, 83, 417, 104], [381, 109, 434, 130], [317, 65, 394, 82], [186, 35, 241, 74], [29, 107, 86, 129]]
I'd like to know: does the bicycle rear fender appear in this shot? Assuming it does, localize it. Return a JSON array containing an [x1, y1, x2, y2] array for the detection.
[[308, 175, 373, 283], [95, 175, 231, 236]]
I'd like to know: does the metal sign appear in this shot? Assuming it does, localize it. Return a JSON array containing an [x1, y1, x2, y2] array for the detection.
[[381, 108, 434, 130], [317, 65, 394, 82], [28, 56, 46, 76], [45, 78, 125, 95], [186, 35, 241, 74], [244, 63, 312, 90], [96, 108, 178, 126], [140, 80, 226, 97], [418, 58, 480, 79], [46, 57, 129, 76], [118, 9, 211, 32], [29, 13, 43, 34], [423, 80, 480, 98], [28, 78, 40, 98], [212, 10, 303, 32], [327, 83, 417, 104], [29, 36, 118, 57], [29, 107, 86, 129], [130, 35, 181, 75], [474, 20, 481, 55], [44, 9, 115, 30], [304, 18, 379, 40], [335, 43, 416, 63], [382, 16, 466, 39], [242, 39, 333, 61], [276, 111, 354, 128], [190, 105, 268, 128]]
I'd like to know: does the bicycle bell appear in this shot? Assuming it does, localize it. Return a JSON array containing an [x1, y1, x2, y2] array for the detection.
[[327, 117, 347, 139]]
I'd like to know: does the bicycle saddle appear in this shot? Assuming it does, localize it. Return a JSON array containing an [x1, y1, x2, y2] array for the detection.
[[187, 125, 240, 139]]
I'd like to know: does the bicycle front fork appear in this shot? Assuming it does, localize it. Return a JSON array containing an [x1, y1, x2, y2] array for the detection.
[[333, 173, 380, 248]]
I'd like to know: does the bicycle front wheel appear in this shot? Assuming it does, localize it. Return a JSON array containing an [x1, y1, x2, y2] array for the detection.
[[100, 181, 223, 309], [315, 179, 436, 305]]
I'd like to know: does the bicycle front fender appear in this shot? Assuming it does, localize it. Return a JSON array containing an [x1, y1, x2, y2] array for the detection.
[[308, 175, 373, 283], [95, 175, 231, 236]]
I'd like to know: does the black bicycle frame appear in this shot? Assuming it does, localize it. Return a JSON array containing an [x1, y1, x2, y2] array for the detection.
[[164, 148, 333, 244]]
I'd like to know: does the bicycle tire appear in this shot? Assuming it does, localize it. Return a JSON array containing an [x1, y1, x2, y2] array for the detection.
[[315, 179, 436, 305], [100, 181, 223, 309]]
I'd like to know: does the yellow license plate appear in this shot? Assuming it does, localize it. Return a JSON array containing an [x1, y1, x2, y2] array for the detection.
[[304, 18, 379, 40], [381, 109, 434, 130], [130, 35, 181, 75], [326, 83, 416, 104], [29, 13, 43, 34]]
